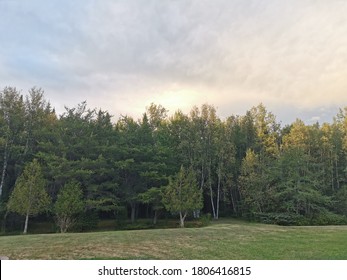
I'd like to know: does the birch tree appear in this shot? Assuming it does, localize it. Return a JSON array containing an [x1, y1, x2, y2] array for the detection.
[[7, 159, 50, 234], [54, 181, 84, 233]]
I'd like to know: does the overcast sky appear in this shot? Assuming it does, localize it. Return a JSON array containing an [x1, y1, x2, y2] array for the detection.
[[1, 0, 347, 124]]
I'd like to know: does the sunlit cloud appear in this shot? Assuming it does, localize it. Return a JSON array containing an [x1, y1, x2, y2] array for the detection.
[[1, 0, 347, 124]]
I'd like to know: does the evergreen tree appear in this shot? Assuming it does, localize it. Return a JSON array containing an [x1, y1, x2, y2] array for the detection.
[[163, 166, 203, 227], [138, 187, 164, 225], [0, 87, 26, 200]]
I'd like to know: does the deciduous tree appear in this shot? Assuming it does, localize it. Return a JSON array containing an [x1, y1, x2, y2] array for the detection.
[[7, 159, 50, 234], [54, 181, 84, 233]]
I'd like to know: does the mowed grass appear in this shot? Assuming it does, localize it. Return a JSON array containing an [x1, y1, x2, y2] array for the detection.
[[0, 219, 346, 260]]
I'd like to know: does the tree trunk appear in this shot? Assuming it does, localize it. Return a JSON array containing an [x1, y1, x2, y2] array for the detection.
[[146, 204, 149, 219], [209, 185, 216, 219], [193, 209, 200, 218], [335, 154, 339, 190], [330, 153, 335, 192], [153, 210, 158, 225], [230, 186, 237, 214], [208, 162, 216, 219], [130, 202, 136, 224], [193, 164, 205, 219], [200, 164, 204, 189], [179, 211, 187, 228], [59, 217, 69, 233], [216, 165, 221, 220], [23, 213, 29, 234], [60, 221, 66, 233], [1, 211, 8, 232], [0, 144, 9, 198]]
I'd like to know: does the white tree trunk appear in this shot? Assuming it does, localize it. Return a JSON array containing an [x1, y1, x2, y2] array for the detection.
[[209, 185, 216, 219], [179, 211, 187, 228], [208, 162, 216, 219], [23, 213, 29, 234], [216, 166, 221, 219], [0, 144, 8, 198]]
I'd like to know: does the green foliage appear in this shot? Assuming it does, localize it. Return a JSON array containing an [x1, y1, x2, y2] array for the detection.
[[54, 181, 84, 233], [333, 185, 347, 216], [138, 187, 165, 224], [7, 159, 50, 216], [163, 167, 203, 213], [310, 210, 347, 225], [72, 210, 99, 232], [199, 213, 212, 226], [138, 187, 163, 210], [252, 212, 309, 226], [3, 86, 347, 232], [239, 149, 268, 213], [253, 211, 347, 226], [163, 166, 203, 227], [7, 159, 50, 233], [118, 220, 155, 231]]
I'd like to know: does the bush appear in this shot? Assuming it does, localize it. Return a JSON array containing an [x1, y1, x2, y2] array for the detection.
[[310, 211, 347, 225], [184, 220, 204, 228], [199, 213, 212, 226], [115, 219, 154, 230], [253, 212, 308, 226], [251, 211, 347, 226], [72, 210, 99, 232]]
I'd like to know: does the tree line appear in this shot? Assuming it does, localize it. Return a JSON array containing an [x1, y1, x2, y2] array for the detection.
[[0, 86, 346, 233]]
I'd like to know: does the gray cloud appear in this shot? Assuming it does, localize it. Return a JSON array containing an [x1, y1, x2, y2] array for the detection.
[[1, 0, 347, 123]]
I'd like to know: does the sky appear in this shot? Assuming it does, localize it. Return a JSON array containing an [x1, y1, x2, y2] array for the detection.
[[1, 0, 347, 125]]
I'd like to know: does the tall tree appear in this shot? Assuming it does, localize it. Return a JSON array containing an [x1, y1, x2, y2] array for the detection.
[[115, 114, 162, 223], [239, 149, 268, 214], [7, 159, 50, 234], [0, 87, 26, 199], [163, 166, 203, 227], [54, 181, 84, 233], [24, 87, 55, 159], [188, 104, 221, 218], [250, 103, 280, 158], [218, 120, 237, 216], [138, 187, 165, 225]]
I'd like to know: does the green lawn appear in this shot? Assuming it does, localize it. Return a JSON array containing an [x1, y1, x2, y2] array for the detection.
[[0, 219, 346, 260]]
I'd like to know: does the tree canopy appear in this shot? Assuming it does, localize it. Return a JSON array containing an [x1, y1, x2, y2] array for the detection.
[[7, 159, 50, 233], [1, 86, 347, 233], [163, 166, 203, 227]]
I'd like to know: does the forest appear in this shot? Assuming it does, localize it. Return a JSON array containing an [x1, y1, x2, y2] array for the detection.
[[0, 86, 347, 234]]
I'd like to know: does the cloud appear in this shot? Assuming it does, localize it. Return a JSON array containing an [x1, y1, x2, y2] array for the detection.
[[1, 0, 347, 123]]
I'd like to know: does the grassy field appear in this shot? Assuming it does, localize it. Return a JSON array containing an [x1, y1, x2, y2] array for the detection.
[[0, 219, 346, 260]]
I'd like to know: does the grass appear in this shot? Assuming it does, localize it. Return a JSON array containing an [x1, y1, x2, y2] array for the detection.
[[0, 219, 346, 260]]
